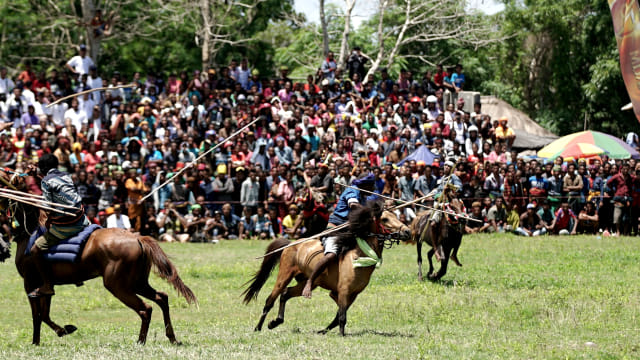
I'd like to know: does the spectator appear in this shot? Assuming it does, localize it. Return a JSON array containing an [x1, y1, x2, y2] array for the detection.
[[577, 201, 599, 234], [465, 201, 490, 234], [321, 51, 337, 82], [106, 204, 131, 230], [487, 196, 508, 232], [550, 200, 578, 235], [65, 44, 95, 76], [515, 203, 545, 236], [494, 117, 516, 150]]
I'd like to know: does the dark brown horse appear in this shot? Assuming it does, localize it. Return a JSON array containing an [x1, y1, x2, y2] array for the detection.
[[0, 172, 197, 345], [410, 197, 465, 281], [243, 202, 410, 336]]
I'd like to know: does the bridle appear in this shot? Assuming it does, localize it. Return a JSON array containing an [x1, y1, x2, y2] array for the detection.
[[370, 216, 409, 249]]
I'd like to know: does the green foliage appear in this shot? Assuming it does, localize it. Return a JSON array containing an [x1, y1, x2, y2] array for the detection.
[[0, 234, 640, 358], [472, 0, 640, 136]]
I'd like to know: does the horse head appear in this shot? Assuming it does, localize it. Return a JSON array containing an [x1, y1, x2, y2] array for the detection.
[[0, 169, 45, 247], [347, 200, 410, 240]]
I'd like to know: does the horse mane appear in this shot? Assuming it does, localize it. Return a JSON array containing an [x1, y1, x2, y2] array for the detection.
[[334, 200, 383, 255]]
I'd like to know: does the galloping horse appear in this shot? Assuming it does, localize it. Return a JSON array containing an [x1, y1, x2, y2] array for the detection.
[[243, 201, 410, 336], [411, 194, 466, 281], [0, 171, 197, 345]]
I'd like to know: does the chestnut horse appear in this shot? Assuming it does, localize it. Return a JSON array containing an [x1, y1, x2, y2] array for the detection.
[[0, 172, 197, 345], [410, 197, 466, 281], [243, 202, 410, 336]]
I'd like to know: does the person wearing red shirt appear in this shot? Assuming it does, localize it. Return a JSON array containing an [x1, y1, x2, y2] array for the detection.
[[433, 63, 448, 90], [606, 163, 634, 236]]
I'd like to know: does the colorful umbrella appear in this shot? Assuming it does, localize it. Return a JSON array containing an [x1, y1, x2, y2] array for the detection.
[[548, 142, 606, 161], [538, 131, 640, 160]]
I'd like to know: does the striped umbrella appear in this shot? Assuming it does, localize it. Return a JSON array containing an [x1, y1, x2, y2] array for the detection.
[[548, 142, 606, 161], [538, 131, 640, 160]]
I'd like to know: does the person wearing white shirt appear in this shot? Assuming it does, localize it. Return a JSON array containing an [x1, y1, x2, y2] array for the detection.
[[78, 93, 95, 119], [6, 87, 30, 114], [106, 205, 131, 229], [63, 98, 86, 133], [22, 87, 36, 106], [50, 99, 69, 127], [0, 67, 15, 97], [65, 44, 95, 76], [236, 58, 251, 90], [87, 66, 103, 102]]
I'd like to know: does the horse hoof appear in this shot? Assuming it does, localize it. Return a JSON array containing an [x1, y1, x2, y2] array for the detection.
[[171, 339, 182, 346], [267, 318, 283, 329], [58, 325, 77, 337], [254, 326, 262, 332], [317, 329, 328, 335]]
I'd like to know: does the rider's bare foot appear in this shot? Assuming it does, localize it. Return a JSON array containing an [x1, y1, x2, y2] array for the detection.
[[302, 282, 312, 299]]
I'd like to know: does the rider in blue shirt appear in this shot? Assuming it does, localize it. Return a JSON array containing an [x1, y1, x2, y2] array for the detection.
[[302, 173, 376, 299]]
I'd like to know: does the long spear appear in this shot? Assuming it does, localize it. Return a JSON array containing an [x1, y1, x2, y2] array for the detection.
[[0, 193, 76, 216], [0, 188, 80, 211], [254, 191, 444, 260], [339, 183, 479, 222], [46, 84, 136, 108], [139, 117, 261, 203]]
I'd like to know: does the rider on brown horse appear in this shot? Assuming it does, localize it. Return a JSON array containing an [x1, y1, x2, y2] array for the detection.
[[27, 154, 88, 298], [302, 172, 376, 299]]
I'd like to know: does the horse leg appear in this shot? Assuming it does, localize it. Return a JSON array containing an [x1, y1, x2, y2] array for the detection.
[[430, 250, 450, 281], [267, 278, 306, 330], [104, 280, 153, 344], [40, 296, 77, 338], [28, 297, 42, 345], [138, 283, 179, 344], [318, 291, 339, 334], [427, 248, 436, 278], [417, 241, 424, 281], [338, 293, 358, 337], [255, 270, 295, 332]]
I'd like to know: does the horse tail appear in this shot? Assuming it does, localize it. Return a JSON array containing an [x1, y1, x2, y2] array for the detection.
[[138, 236, 198, 306], [242, 237, 289, 304]]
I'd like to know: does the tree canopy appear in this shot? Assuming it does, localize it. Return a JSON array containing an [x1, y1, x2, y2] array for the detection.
[[1, 0, 637, 136]]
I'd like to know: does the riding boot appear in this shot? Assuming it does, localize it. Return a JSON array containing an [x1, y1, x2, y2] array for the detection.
[[28, 247, 55, 298]]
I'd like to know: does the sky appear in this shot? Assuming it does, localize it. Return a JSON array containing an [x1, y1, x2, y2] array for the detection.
[[294, 0, 506, 29]]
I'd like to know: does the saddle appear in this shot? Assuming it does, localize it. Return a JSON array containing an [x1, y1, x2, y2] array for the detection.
[[26, 224, 102, 263]]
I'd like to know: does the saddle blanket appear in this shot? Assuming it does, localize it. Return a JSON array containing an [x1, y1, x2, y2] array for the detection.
[[25, 224, 102, 263]]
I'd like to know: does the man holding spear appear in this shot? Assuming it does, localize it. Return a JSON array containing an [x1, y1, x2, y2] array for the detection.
[[26, 154, 87, 298], [302, 173, 377, 299]]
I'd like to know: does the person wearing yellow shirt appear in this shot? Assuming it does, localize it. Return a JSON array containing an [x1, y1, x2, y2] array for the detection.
[[494, 116, 516, 150], [282, 204, 301, 239]]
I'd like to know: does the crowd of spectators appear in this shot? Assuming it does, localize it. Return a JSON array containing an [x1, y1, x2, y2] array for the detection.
[[1, 44, 640, 243]]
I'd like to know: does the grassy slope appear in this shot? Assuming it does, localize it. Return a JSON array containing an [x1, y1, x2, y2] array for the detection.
[[0, 234, 638, 359]]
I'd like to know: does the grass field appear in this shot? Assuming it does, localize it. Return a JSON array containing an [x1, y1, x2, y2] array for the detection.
[[0, 233, 639, 359]]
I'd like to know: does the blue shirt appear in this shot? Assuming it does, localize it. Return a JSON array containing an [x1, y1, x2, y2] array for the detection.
[[332, 187, 375, 221]]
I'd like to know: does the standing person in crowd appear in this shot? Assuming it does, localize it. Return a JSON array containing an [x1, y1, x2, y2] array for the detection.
[[606, 162, 634, 236], [125, 168, 148, 232], [65, 44, 95, 76], [321, 51, 337, 82]]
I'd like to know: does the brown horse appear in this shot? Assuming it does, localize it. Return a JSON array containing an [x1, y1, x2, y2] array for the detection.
[[0, 172, 197, 345], [410, 197, 466, 281], [243, 202, 410, 336]]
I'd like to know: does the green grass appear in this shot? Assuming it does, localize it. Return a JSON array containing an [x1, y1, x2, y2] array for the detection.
[[1, 234, 640, 359]]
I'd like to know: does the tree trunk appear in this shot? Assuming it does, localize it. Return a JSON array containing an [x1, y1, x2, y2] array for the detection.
[[337, 0, 356, 69], [200, 0, 211, 70], [319, 0, 329, 56], [81, 0, 101, 64], [363, 0, 387, 84]]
